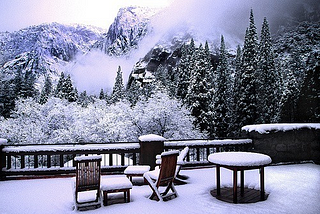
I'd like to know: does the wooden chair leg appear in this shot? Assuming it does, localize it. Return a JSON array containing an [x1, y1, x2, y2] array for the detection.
[[103, 192, 108, 206], [127, 190, 130, 202]]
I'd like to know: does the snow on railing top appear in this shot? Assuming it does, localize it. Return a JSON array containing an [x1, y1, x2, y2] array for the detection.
[[138, 134, 166, 142], [74, 155, 102, 162], [2, 143, 140, 153], [0, 138, 8, 145], [165, 139, 252, 147], [242, 123, 320, 134]]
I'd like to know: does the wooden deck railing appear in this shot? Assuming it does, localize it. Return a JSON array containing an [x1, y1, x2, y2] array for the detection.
[[164, 139, 253, 166], [0, 138, 252, 179]]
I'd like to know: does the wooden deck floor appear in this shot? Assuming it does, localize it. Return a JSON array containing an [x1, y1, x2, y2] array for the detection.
[[210, 187, 269, 204]]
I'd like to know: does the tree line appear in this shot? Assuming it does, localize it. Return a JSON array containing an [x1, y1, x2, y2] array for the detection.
[[0, 9, 319, 143]]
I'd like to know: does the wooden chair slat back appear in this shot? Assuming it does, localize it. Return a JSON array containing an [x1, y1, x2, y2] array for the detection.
[[75, 157, 101, 192], [156, 151, 178, 187]]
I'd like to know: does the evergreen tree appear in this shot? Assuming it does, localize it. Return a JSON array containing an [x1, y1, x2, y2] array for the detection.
[[296, 62, 320, 122], [13, 69, 23, 98], [230, 45, 243, 136], [126, 80, 142, 105], [64, 74, 78, 102], [154, 64, 168, 87], [186, 43, 214, 131], [233, 45, 243, 102], [39, 75, 52, 104], [99, 89, 105, 100], [176, 39, 195, 101], [54, 72, 65, 98], [77, 90, 92, 107], [257, 17, 279, 123], [212, 35, 232, 138], [235, 9, 259, 131], [279, 68, 300, 122], [0, 73, 16, 118], [54, 72, 77, 102], [279, 50, 305, 122], [111, 66, 125, 103], [154, 64, 176, 97], [20, 70, 37, 98]]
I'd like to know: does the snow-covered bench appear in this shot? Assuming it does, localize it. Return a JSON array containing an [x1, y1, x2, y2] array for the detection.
[[101, 175, 132, 205], [124, 165, 150, 183]]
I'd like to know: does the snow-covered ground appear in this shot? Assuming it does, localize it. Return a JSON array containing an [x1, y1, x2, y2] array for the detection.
[[0, 163, 319, 214]]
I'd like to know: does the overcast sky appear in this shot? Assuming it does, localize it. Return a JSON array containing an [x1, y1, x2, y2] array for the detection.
[[0, 0, 172, 32]]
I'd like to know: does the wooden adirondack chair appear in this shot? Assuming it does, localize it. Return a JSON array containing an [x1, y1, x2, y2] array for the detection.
[[156, 147, 189, 184], [143, 150, 179, 201], [73, 155, 102, 210]]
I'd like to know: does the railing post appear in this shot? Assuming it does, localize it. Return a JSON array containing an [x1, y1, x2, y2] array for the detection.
[[138, 134, 165, 170], [0, 138, 8, 180]]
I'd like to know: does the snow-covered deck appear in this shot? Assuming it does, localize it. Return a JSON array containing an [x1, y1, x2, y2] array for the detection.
[[0, 163, 319, 214]]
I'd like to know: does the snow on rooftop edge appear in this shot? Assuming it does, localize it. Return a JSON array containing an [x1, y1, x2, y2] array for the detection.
[[242, 123, 320, 134], [138, 134, 166, 142]]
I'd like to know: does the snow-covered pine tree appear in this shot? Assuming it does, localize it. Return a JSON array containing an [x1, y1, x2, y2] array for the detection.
[[176, 39, 195, 101], [54, 72, 65, 99], [64, 74, 78, 102], [257, 17, 279, 123], [212, 35, 232, 138], [0, 72, 16, 118], [229, 45, 243, 136], [279, 67, 300, 122], [186, 43, 214, 132], [280, 48, 307, 122], [13, 69, 23, 98], [54, 72, 77, 102], [39, 75, 52, 104], [77, 90, 91, 107], [296, 61, 320, 122], [126, 80, 141, 105], [111, 66, 125, 103], [99, 89, 105, 100], [20, 69, 37, 98], [235, 9, 259, 131], [154, 64, 177, 97]]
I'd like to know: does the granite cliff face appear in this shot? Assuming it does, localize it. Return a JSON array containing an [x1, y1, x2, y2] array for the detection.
[[92, 6, 158, 56]]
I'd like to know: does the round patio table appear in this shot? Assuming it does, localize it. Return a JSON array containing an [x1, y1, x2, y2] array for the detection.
[[208, 152, 272, 203]]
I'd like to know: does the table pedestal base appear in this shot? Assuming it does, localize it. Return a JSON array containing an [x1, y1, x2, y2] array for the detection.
[[211, 187, 268, 204]]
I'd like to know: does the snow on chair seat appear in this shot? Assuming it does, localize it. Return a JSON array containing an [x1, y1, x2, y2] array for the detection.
[[100, 175, 132, 205]]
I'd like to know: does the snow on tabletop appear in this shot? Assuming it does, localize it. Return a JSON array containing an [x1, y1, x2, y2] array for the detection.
[[138, 134, 166, 142], [242, 123, 320, 134], [0, 138, 8, 145], [74, 155, 102, 162], [208, 152, 272, 166], [124, 165, 150, 174], [100, 175, 132, 191]]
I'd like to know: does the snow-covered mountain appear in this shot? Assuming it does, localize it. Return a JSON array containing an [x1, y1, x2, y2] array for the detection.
[[0, 23, 104, 82], [92, 6, 159, 56]]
